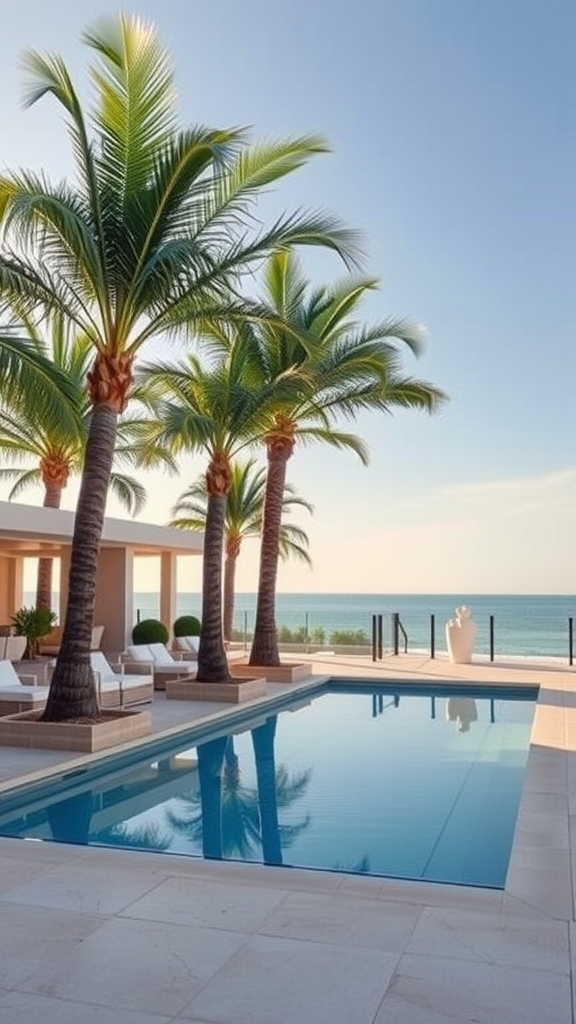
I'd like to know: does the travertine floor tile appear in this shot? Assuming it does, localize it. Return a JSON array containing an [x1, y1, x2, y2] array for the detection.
[[405, 905, 569, 973], [375, 953, 571, 1024], [18, 916, 243, 1017], [180, 934, 397, 1024], [257, 889, 421, 951], [0, 903, 105, 989], [0, 990, 173, 1024], [121, 875, 287, 933], [1, 861, 164, 916]]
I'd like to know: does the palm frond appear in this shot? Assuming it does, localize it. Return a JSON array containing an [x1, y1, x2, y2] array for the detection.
[[86, 14, 177, 203], [4, 467, 43, 500], [108, 472, 147, 515], [0, 332, 84, 439]]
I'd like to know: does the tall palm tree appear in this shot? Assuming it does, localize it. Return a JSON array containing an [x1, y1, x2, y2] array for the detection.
[[138, 340, 306, 682], [169, 458, 313, 640], [0, 317, 147, 610], [0, 13, 358, 719], [246, 251, 448, 666]]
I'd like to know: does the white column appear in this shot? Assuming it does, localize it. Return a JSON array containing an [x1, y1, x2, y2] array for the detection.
[[94, 546, 135, 654], [159, 550, 177, 637]]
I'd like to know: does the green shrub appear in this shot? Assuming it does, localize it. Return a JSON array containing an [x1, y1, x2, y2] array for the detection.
[[329, 629, 369, 645], [276, 625, 318, 644], [11, 605, 57, 658], [310, 627, 326, 644], [173, 614, 201, 637], [132, 618, 169, 645]]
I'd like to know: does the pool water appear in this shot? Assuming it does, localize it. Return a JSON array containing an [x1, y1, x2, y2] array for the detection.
[[0, 683, 537, 888]]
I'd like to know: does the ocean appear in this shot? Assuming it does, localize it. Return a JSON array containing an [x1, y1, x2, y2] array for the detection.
[[129, 592, 576, 663]]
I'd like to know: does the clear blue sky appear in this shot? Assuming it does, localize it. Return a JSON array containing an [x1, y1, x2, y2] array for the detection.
[[2, 1, 575, 593]]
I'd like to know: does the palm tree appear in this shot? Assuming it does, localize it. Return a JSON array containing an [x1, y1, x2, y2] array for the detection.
[[0, 317, 147, 610], [137, 340, 306, 682], [0, 13, 358, 719], [169, 458, 313, 641], [246, 251, 448, 666]]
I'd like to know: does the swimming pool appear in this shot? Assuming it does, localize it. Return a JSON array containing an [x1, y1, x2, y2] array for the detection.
[[0, 682, 537, 888]]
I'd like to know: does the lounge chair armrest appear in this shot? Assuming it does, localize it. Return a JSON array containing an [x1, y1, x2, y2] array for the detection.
[[17, 672, 38, 686], [119, 659, 155, 675]]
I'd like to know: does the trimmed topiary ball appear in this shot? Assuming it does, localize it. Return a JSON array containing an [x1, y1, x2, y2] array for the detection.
[[132, 618, 169, 644], [173, 614, 201, 637]]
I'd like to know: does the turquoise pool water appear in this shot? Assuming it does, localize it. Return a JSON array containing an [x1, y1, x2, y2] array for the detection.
[[0, 683, 537, 888]]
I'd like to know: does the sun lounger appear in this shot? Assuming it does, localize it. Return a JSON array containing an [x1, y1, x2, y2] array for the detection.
[[121, 642, 198, 690], [0, 658, 49, 715], [90, 652, 154, 707]]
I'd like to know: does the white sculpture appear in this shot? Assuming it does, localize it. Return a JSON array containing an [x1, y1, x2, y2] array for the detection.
[[445, 605, 477, 664]]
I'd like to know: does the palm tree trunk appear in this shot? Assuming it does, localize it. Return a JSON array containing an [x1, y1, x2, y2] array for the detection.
[[42, 405, 118, 721], [197, 491, 231, 682], [249, 446, 290, 666], [223, 548, 238, 643], [251, 716, 283, 865], [36, 482, 63, 612]]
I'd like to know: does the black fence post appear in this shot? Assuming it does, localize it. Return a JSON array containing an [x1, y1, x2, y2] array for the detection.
[[372, 614, 384, 661], [392, 612, 399, 656], [489, 615, 495, 662], [569, 617, 574, 667], [430, 614, 435, 659]]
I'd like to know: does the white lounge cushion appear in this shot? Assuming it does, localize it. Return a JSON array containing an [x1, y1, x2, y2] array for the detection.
[[147, 642, 177, 666], [121, 675, 156, 689], [126, 644, 154, 662], [91, 652, 153, 683], [0, 684, 49, 703], [90, 625, 105, 650], [4, 636, 27, 661], [174, 635, 200, 655], [151, 660, 198, 674], [90, 653, 154, 700], [145, 643, 197, 672], [90, 651, 118, 683], [0, 659, 37, 686]]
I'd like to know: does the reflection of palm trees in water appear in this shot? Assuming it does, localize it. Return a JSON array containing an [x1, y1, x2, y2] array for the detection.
[[47, 789, 172, 850], [94, 821, 171, 850], [168, 718, 311, 863]]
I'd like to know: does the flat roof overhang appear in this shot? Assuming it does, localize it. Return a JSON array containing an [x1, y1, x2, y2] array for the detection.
[[0, 500, 203, 558]]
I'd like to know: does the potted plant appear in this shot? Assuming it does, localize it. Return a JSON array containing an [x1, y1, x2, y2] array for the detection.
[[11, 606, 58, 660]]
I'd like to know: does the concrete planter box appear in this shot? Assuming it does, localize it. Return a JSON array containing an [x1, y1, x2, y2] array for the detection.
[[231, 661, 313, 683], [0, 708, 152, 752], [165, 675, 267, 704]]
